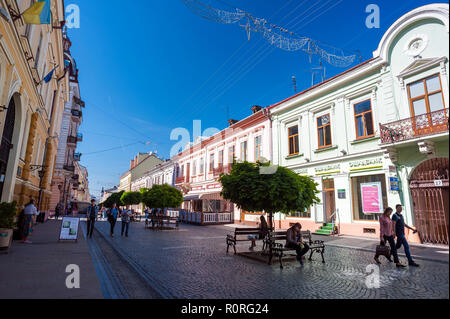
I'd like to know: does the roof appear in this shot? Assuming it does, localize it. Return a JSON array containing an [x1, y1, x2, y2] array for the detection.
[[268, 58, 376, 111]]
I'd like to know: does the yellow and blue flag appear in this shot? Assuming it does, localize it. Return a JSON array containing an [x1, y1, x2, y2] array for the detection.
[[23, 0, 51, 25]]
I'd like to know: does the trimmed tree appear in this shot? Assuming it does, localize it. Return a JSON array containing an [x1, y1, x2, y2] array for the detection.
[[142, 184, 183, 211], [219, 162, 320, 229], [120, 191, 142, 207], [103, 190, 125, 208]]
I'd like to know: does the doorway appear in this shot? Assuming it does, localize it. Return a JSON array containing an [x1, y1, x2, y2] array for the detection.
[[0, 98, 16, 198], [410, 158, 449, 245], [323, 178, 336, 223]]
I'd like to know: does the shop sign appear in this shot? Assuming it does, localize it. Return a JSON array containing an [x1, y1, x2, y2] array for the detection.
[[315, 164, 340, 175], [361, 182, 383, 214], [338, 189, 346, 199], [390, 177, 400, 191], [349, 158, 383, 171], [295, 168, 309, 176], [59, 217, 80, 241]]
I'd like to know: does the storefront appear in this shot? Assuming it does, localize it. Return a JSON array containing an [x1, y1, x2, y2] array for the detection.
[[278, 155, 400, 239]]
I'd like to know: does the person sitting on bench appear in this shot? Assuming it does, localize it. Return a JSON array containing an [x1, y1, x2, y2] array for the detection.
[[248, 216, 269, 251], [286, 223, 310, 265]]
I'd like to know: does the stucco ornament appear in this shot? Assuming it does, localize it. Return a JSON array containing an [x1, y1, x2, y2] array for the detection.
[[403, 34, 429, 58]]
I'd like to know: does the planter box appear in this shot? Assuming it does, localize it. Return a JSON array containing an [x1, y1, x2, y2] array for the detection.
[[0, 228, 13, 254]]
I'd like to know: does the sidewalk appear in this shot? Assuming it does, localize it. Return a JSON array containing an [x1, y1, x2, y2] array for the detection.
[[318, 234, 449, 264], [0, 220, 103, 299]]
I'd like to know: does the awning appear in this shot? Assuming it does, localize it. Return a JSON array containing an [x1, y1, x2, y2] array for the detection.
[[200, 193, 223, 201], [184, 195, 200, 201]]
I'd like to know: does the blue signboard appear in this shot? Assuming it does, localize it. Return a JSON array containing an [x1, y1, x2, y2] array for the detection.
[[390, 177, 399, 191]]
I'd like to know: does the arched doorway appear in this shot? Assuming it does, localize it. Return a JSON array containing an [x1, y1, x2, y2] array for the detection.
[[410, 158, 449, 245], [0, 98, 16, 198]]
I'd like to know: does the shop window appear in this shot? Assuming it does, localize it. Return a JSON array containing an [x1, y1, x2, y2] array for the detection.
[[408, 74, 445, 117], [317, 114, 332, 148], [351, 174, 387, 221], [354, 99, 375, 139], [288, 125, 299, 155], [290, 207, 311, 218]]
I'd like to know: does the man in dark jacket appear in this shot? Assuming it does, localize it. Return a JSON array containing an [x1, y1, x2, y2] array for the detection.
[[86, 199, 99, 239], [286, 223, 310, 265]]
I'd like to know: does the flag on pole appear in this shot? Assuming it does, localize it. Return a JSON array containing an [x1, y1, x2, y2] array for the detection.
[[22, 0, 51, 25], [43, 65, 58, 83]]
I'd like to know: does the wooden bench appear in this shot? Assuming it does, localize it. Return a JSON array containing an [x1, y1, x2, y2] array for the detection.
[[265, 230, 325, 269], [226, 228, 266, 254], [145, 215, 179, 230]]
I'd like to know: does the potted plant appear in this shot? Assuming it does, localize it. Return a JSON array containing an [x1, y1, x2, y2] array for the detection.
[[0, 201, 17, 253]]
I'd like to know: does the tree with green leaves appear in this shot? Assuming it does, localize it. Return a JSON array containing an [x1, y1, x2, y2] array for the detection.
[[219, 162, 320, 229], [142, 184, 183, 211], [103, 190, 125, 208], [120, 191, 142, 207]]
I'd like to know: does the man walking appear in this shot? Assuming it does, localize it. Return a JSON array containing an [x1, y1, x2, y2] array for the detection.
[[107, 203, 120, 237], [86, 199, 98, 239], [392, 205, 420, 267], [121, 208, 132, 237], [286, 223, 310, 265], [54, 202, 62, 220]]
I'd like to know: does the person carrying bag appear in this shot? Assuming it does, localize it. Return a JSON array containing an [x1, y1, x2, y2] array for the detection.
[[374, 207, 405, 268]]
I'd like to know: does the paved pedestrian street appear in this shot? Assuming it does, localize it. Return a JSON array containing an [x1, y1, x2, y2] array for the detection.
[[85, 221, 449, 299]]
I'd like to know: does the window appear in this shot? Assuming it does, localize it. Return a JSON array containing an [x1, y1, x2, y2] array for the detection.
[[255, 136, 262, 161], [209, 153, 215, 172], [180, 165, 184, 177], [290, 208, 311, 218], [218, 150, 224, 168], [228, 146, 235, 164], [351, 174, 387, 221], [288, 126, 299, 155], [317, 114, 332, 148], [192, 160, 197, 176], [35, 32, 43, 69], [241, 141, 248, 161], [199, 158, 204, 175], [354, 100, 374, 139], [408, 74, 445, 116]]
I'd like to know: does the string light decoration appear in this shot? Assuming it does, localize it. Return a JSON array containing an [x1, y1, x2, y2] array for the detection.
[[181, 0, 357, 68]]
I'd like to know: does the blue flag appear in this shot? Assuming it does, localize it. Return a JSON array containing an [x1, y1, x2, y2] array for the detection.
[[43, 66, 58, 83]]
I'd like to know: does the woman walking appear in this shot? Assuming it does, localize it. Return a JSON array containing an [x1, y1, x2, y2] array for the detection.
[[22, 199, 38, 244], [375, 207, 405, 268]]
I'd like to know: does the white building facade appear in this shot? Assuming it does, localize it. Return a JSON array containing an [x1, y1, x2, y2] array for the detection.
[[269, 3, 449, 244], [173, 106, 272, 225]]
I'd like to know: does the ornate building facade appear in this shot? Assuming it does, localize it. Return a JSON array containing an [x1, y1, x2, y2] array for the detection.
[[1, 0, 68, 219]]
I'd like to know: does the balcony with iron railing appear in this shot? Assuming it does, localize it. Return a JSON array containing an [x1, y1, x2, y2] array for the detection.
[[74, 153, 82, 162], [71, 109, 82, 121], [63, 165, 75, 172], [67, 135, 78, 145], [380, 109, 449, 145]]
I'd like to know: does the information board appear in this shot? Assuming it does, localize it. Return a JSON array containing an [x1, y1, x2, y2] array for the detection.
[[59, 217, 80, 241], [361, 182, 383, 214]]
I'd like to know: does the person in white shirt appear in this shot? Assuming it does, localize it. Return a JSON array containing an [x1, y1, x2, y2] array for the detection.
[[22, 199, 38, 244]]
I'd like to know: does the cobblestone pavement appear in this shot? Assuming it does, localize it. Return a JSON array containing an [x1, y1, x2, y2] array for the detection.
[[90, 221, 449, 299]]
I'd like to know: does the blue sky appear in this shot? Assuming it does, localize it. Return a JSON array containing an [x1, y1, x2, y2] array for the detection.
[[65, 0, 438, 196]]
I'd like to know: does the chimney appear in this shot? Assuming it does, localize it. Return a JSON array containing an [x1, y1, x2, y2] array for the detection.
[[228, 119, 239, 126], [130, 160, 135, 170], [251, 105, 263, 114]]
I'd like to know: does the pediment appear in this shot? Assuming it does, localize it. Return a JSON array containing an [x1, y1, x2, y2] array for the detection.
[[398, 57, 446, 78]]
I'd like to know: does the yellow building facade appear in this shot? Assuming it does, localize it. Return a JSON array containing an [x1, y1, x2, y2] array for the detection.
[[0, 0, 68, 217]]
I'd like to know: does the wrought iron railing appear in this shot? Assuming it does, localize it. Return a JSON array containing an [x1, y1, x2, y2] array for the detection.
[[380, 109, 449, 144], [67, 135, 77, 144]]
